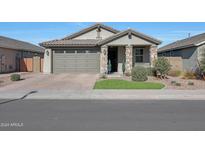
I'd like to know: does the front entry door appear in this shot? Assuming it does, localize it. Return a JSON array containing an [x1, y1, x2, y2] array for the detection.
[[108, 47, 118, 73]]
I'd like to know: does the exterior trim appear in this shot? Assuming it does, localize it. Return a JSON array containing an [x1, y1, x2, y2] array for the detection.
[[0, 36, 44, 53], [62, 23, 119, 40], [158, 44, 197, 53], [159, 33, 205, 53], [97, 29, 161, 46]]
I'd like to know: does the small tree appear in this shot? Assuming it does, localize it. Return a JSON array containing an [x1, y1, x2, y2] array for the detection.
[[108, 60, 112, 74], [154, 57, 171, 78], [200, 51, 205, 79], [122, 59, 125, 74]]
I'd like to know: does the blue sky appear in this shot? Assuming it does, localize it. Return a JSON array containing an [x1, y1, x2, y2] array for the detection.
[[0, 22, 205, 47]]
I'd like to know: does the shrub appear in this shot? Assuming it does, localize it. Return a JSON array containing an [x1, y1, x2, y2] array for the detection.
[[182, 71, 196, 79], [131, 66, 148, 81], [100, 73, 107, 79], [171, 81, 177, 85], [200, 51, 205, 73], [168, 70, 181, 77], [188, 81, 194, 86], [108, 60, 112, 74], [154, 57, 171, 77], [146, 67, 156, 76], [196, 49, 205, 79], [175, 83, 181, 86], [122, 60, 125, 74], [194, 67, 202, 79], [125, 72, 131, 77], [10, 74, 21, 81]]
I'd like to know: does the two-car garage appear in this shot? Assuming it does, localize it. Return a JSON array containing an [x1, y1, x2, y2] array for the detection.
[[52, 48, 100, 73]]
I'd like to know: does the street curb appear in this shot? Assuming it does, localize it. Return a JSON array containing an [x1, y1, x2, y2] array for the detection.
[[1, 90, 205, 101]]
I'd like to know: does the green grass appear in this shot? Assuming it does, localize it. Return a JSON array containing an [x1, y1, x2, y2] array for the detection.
[[94, 79, 165, 89]]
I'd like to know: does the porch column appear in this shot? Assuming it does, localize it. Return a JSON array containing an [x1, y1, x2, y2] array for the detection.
[[100, 45, 108, 74], [125, 45, 133, 74], [150, 45, 158, 67], [43, 48, 52, 74]]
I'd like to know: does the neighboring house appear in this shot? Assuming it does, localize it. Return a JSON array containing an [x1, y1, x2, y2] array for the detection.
[[158, 33, 205, 71], [40, 23, 161, 74], [0, 36, 44, 73]]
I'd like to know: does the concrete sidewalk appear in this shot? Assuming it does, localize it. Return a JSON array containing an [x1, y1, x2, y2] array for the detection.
[[1, 89, 205, 100]]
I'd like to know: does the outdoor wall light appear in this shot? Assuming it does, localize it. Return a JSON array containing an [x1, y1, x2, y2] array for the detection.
[[46, 50, 49, 56]]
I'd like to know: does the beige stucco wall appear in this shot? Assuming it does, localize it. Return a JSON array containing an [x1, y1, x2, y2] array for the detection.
[[105, 34, 155, 46], [43, 48, 52, 74], [73, 28, 115, 40], [197, 44, 205, 61], [166, 57, 183, 71], [180, 47, 198, 71], [0, 47, 18, 73]]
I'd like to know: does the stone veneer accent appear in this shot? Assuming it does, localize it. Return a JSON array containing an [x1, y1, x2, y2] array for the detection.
[[150, 45, 158, 67], [100, 46, 108, 73], [125, 45, 133, 74]]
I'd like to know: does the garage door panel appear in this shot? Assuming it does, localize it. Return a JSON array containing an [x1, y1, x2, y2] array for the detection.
[[53, 50, 99, 73], [76, 61, 87, 66], [64, 60, 76, 64], [86, 54, 98, 58], [64, 55, 76, 58]]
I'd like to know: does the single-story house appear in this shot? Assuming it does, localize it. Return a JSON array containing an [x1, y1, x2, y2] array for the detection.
[[0, 36, 44, 73], [158, 33, 205, 71], [40, 23, 161, 74]]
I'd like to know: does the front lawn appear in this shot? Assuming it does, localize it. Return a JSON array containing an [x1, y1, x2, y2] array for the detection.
[[94, 79, 165, 89]]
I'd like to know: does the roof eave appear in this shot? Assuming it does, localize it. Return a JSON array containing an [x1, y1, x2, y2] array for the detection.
[[98, 29, 161, 46], [40, 44, 98, 48], [62, 23, 120, 40], [158, 44, 197, 53]]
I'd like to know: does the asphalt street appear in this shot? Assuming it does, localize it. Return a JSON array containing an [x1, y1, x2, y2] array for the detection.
[[0, 99, 205, 131]]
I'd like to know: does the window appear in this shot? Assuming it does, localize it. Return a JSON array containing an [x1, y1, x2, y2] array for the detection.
[[135, 48, 144, 63]]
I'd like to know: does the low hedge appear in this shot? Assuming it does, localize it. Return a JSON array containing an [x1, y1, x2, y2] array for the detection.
[[10, 74, 21, 81], [131, 66, 148, 81]]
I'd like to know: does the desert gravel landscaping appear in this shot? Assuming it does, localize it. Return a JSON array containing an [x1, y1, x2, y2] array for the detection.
[[104, 75, 205, 90], [148, 76, 205, 90], [0, 72, 35, 88]]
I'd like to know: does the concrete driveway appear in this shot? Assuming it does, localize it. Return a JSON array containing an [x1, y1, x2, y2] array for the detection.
[[0, 73, 98, 93]]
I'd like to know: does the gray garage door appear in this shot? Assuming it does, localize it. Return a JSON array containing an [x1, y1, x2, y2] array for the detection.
[[53, 49, 100, 73]]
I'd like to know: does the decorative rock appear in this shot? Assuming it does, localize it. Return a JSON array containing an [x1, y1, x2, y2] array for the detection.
[[100, 46, 108, 73], [125, 45, 133, 74]]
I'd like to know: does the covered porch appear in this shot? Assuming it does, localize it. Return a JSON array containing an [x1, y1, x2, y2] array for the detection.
[[98, 29, 160, 75], [100, 45, 157, 74]]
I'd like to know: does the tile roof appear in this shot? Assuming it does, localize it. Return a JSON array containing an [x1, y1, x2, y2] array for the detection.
[[40, 39, 99, 47], [40, 24, 161, 47], [0, 36, 44, 53], [158, 33, 205, 52]]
